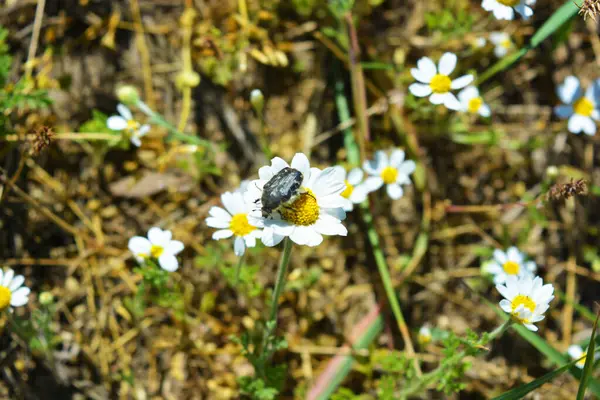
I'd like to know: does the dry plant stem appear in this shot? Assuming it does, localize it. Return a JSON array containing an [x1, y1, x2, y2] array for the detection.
[[360, 202, 421, 376], [177, 8, 195, 133], [344, 13, 369, 163], [25, 0, 45, 79], [129, 0, 155, 108]]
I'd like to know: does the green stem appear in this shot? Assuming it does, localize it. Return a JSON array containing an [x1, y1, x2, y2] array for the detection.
[[233, 253, 246, 286], [269, 238, 293, 323]]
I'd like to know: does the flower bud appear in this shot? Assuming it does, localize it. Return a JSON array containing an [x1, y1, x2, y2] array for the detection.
[[116, 85, 140, 105], [39, 291, 54, 305], [250, 89, 264, 114], [175, 71, 201, 89]]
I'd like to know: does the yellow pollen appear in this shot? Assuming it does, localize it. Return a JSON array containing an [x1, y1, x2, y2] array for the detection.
[[573, 97, 594, 117], [501, 39, 512, 49], [577, 353, 587, 367], [0, 286, 11, 311], [125, 119, 140, 134], [279, 189, 320, 226], [497, 0, 519, 6], [380, 167, 398, 185], [502, 261, 520, 275], [150, 245, 164, 258], [430, 74, 452, 94], [230, 213, 256, 236], [468, 97, 483, 113], [341, 180, 354, 199], [418, 333, 432, 345], [511, 295, 536, 313]]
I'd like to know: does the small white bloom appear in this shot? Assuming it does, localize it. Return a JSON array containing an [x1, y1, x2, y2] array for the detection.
[[235, 180, 251, 195], [482, 0, 535, 21], [245, 153, 348, 247], [458, 86, 491, 117], [363, 149, 416, 200], [107, 103, 150, 147], [418, 325, 433, 345], [486, 247, 536, 284], [474, 37, 487, 48], [206, 191, 262, 256], [496, 275, 554, 331], [489, 32, 514, 57], [0, 268, 30, 311], [333, 166, 369, 211], [128, 227, 184, 272], [568, 344, 599, 369], [554, 76, 600, 136], [409, 52, 474, 111]]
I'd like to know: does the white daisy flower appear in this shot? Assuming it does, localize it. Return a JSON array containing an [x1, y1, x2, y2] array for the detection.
[[489, 32, 514, 57], [408, 52, 474, 111], [474, 37, 487, 48], [245, 153, 348, 247], [496, 275, 554, 331], [363, 149, 416, 200], [485, 247, 536, 284], [482, 0, 535, 21], [568, 344, 599, 369], [128, 227, 185, 272], [206, 191, 262, 256], [554, 76, 600, 136], [418, 325, 433, 345], [0, 268, 30, 311], [235, 180, 251, 195], [333, 166, 369, 211], [107, 103, 150, 147], [458, 86, 491, 117]]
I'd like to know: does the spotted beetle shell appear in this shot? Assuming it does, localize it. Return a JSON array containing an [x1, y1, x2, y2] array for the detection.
[[261, 167, 303, 217]]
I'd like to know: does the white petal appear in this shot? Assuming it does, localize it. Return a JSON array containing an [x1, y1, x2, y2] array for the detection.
[[3, 269, 14, 287], [363, 151, 385, 175], [458, 86, 478, 103], [208, 206, 232, 221], [409, 83, 433, 97], [523, 323, 538, 331], [166, 240, 184, 255], [347, 168, 364, 185], [364, 176, 384, 192], [158, 254, 179, 272], [313, 215, 348, 236], [206, 217, 231, 229], [290, 153, 311, 180], [494, 46, 508, 58], [438, 52, 457, 75], [411, 67, 435, 84], [386, 183, 403, 200], [10, 287, 30, 306], [222, 192, 244, 215], [416, 57, 437, 79], [8, 275, 24, 291], [568, 114, 587, 134], [568, 346, 583, 359], [128, 236, 151, 255], [558, 76, 582, 104], [107, 116, 128, 131], [117, 104, 133, 120], [479, 104, 491, 117], [581, 117, 597, 136], [451, 75, 474, 90], [138, 125, 150, 136], [260, 227, 285, 247], [212, 229, 234, 240], [397, 160, 416, 176], [499, 299, 512, 312], [350, 185, 369, 203], [429, 93, 448, 105], [0, 270, 5, 285], [514, 4, 533, 19], [148, 227, 171, 246], [389, 149, 406, 168], [493, 249, 507, 264], [489, 32, 508, 45], [507, 247, 523, 263], [443, 93, 462, 111], [234, 236, 246, 256], [130, 137, 142, 147], [269, 157, 290, 175]]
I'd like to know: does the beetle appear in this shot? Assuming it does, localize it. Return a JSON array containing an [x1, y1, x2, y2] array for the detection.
[[259, 167, 303, 217]]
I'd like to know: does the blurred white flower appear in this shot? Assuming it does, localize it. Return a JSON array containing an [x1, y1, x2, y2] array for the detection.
[[482, 0, 535, 20], [418, 325, 432, 345], [0, 268, 30, 311], [490, 32, 514, 57], [458, 86, 491, 117], [485, 247, 536, 284], [363, 149, 416, 200], [568, 344, 599, 369], [128, 227, 184, 272], [496, 275, 554, 331], [409, 52, 474, 111], [554, 76, 600, 136], [107, 104, 150, 147], [206, 191, 262, 256], [245, 153, 347, 247], [474, 37, 487, 48], [334, 166, 368, 211]]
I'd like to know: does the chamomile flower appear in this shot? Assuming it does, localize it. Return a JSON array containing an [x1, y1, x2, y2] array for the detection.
[[0, 268, 30, 311], [458, 86, 491, 117], [482, 0, 535, 20], [554, 76, 600, 136], [245, 153, 347, 247], [409, 52, 474, 111], [418, 325, 433, 346], [363, 149, 416, 200], [490, 32, 514, 57], [474, 37, 487, 49], [496, 275, 554, 331], [485, 247, 536, 284], [128, 227, 184, 272], [333, 166, 369, 211], [206, 191, 262, 256], [568, 344, 599, 369], [107, 103, 150, 147]]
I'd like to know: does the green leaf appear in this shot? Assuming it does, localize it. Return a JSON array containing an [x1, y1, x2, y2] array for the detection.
[[492, 357, 583, 400], [576, 311, 600, 400]]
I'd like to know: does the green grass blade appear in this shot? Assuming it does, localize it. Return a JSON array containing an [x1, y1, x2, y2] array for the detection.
[[492, 357, 583, 400], [477, 1, 579, 85], [576, 311, 600, 400]]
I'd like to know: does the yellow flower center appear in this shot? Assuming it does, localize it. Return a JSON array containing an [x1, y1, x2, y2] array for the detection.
[[501, 39, 512, 49], [511, 295, 536, 313], [279, 189, 320, 226], [0, 286, 11, 311], [380, 167, 398, 184], [125, 119, 140, 134], [430, 74, 452, 94], [468, 97, 483, 113], [341, 180, 354, 199], [497, 0, 519, 6], [573, 97, 594, 117], [230, 213, 256, 236], [418, 333, 432, 345], [502, 261, 520, 275], [150, 245, 164, 258], [577, 353, 587, 367]]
